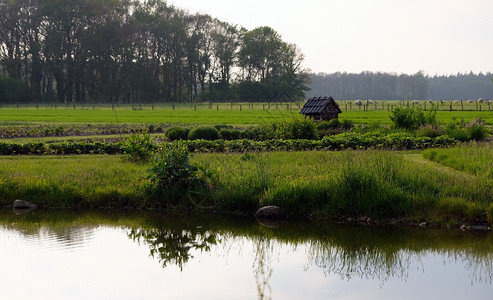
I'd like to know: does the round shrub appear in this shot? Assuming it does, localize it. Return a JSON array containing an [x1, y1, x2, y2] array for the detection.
[[165, 126, 189, 141], [214, 124, 232, 131], [220, 128, 241, 140], [188, 126, 221, 140]]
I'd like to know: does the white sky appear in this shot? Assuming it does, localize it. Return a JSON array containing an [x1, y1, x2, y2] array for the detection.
[[168, 0, 493, 75]]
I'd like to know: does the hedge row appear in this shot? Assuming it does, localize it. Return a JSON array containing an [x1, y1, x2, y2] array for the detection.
[[0, 132, 457, 155], [184, 132, 457, 152], [0, 141, 123, 155]]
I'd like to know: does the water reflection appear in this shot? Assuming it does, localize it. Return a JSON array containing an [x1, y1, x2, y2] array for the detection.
[[0, 209, 492, 299], [128, 227, 218, 270]]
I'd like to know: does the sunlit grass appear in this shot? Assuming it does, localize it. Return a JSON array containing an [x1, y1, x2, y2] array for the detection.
[[1, 150, 491, 223], [0, 155, 146, 208], [422, 143, 493, 178], [1, 102, 492, 126]]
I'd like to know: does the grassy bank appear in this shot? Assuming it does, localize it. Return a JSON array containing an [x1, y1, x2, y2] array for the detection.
[[1, 148, 492, 226]]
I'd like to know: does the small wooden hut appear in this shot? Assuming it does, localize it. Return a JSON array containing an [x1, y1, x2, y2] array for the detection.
[[299, 96, 342, 121]]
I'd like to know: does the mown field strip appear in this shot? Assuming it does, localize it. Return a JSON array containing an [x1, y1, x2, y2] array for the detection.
[[404, 153, 477, 181], [1, 105, 492, 125]]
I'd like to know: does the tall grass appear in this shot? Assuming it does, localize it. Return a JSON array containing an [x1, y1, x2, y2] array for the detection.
[[1, 150, 492, 223], [0, 155, 146, 208], [194, 150, 493, 222]]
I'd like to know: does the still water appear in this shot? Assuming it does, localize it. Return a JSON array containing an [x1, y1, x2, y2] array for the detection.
[[0, 209, 491, 300]]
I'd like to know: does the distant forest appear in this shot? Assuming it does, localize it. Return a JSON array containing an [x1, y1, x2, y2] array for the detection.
[[0, 0, 308, 104], [308, 71, 493, 100]]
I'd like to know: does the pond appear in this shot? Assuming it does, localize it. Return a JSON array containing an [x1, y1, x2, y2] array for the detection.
[[0, 209, 491, 300]]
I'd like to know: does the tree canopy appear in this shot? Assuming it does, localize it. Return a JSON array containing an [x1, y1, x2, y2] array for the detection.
[[0, 0, 309, 103]]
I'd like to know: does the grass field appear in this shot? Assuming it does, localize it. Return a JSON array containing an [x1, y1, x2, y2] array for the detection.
[[1, 101, 492, 126], [1, 149, 492, 225], [1, 101, 492, 225]]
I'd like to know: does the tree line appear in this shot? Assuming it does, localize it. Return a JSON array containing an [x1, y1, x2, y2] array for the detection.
[[308, 71, 493, 100], [0, 0, 309, 104]]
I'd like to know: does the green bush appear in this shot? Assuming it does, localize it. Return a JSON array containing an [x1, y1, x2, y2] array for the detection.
[[240, 124, 277, 140], [275, 117, 318, 139], [390, 106, 438, 129], [146, 141, 220, 209], [147, 141, 197, 190], [466, 118, 488, 140], [165, 126, 189, 141], [188, 126, 221, 140], [316, 119, 340, 130], [122, 132, 155, 162], [341, 119, 355, 130], [220, 128, 241, 140], [416, 124, 443, 138], [445, 118, 488, 141], [214, 124, 232, 131], [446, 128, 469, 141]]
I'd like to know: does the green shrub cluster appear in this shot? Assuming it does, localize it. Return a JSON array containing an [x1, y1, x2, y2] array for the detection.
[[446, 118, 489, 141], [316, 118, 354, 131], [143, 141, 220, 210], [122, 132, 156, 162], [188, 126, 221, 140], [219, 128, 241, 140], [0, 123, 164, 138], [390, 106, 438, 129], [183, 132, 456, 152], [0, 141, 123, 155], [0, 131, 458, 156], [275, 117, 318, 139], [165, 126, 189, 141]]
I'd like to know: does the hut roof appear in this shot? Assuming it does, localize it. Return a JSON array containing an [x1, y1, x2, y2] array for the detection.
[[299, 96, 342, 115]]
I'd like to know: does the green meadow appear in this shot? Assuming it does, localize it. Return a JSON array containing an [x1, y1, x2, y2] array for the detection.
[[1, 146, 492, 225], [1, 101, 492, 126], [0, 101, 492, 227]]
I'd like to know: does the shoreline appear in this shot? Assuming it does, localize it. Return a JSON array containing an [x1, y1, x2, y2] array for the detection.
[[1, 148, 492, 230]]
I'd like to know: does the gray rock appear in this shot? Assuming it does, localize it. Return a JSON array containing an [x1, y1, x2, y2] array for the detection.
[[470, 225, 488, 231], [418, 222, 427, 228], [255, 206, 285, 220], [460, 224, 467, 231], [13, 199, 38, 211]]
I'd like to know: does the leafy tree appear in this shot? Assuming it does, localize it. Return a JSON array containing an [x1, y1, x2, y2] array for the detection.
[[0, 0, 309, 103]]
